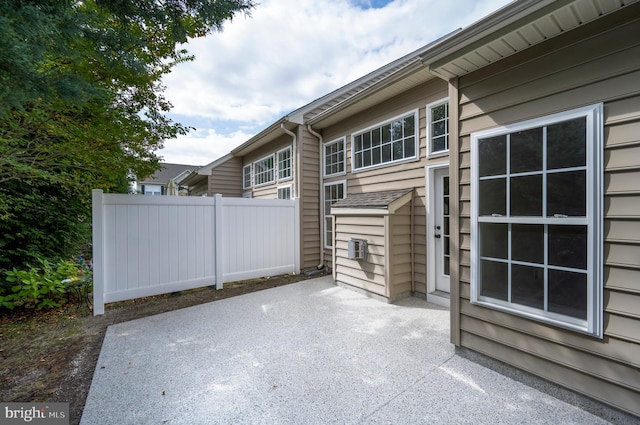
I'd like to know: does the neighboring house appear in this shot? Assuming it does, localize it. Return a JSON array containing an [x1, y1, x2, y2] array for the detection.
[[180, 154, 242, 197], [185, 0, 640, 416], [134, 163, 199, 195]]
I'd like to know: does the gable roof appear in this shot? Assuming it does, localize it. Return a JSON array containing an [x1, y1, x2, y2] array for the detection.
[[139, 163, 199, 185]]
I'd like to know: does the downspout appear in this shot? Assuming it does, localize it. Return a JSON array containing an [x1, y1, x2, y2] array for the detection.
[[281, 123, 298, 199], [307, 124, 325, 269], [410, 189, 415, 294]]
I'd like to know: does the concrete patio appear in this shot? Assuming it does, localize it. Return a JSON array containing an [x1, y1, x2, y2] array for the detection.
[[81, 276, 627, 424]]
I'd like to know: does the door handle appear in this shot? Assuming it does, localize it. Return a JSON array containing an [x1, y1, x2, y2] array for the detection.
[[435, 234, 441, 239]]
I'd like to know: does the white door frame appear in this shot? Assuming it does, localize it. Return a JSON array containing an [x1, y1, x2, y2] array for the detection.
[[426, 162, 450, 308]]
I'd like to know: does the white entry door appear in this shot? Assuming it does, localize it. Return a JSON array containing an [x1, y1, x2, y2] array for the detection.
[[433, 167, 450, 293]]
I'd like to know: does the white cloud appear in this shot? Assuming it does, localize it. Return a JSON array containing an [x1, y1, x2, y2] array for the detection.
[[157, 128, 253, 166], [159, 0, 513, 164]]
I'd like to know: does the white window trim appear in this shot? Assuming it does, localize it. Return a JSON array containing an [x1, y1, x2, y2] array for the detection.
[[277, 146, 293, 182], [253, 154, 275, 187], [243, 164, 252, 190], [350, 109, 419, 173], [323, 137, 347, 178], [470, 104, 603, 337], [277, 184, 292, 200], [323, 180, 347, 249], [426, 98, 449, 158]]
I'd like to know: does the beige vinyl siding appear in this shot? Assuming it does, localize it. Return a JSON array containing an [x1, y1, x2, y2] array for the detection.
[[322, 78, 448, 296], [187, 179, 208, 197], [389, 203, 412, 299], [335, 215, 387, 296], [299, 127, 321, 270], [454, 10, 640, 417], [209, 156, 242, 197]]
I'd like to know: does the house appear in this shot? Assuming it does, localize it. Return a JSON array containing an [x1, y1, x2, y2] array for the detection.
[[133, 163, 200, 195], [418, 0, 640, 417], [180, 154, 242, 197], [185, 0, 640, 416]]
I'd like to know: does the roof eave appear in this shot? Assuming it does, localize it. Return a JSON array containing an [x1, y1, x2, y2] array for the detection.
[[421, 0, 558, 78], [231, 117, 297, 157]]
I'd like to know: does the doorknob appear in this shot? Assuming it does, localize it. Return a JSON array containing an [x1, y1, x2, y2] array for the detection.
[[435, 234, 441, 239]]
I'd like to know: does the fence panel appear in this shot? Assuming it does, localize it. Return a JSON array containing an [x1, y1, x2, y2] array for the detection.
[[220, 197, 300, 282], [92, 190, 300, 315]]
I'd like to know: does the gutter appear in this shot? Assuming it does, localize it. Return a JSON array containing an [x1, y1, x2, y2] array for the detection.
[[307, 124, 325, 270]]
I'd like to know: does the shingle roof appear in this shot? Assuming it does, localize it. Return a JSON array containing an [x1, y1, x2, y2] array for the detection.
[[331, 188, 413, 209], [139, 163, 199, 184]]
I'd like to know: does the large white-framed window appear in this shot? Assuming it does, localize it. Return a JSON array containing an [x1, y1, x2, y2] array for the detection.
[[324, 137, 346, 177], [324, 180, 346, 249], [253, 154, 275, 187], [277, 146, 292, 181], [351, 110, 418, 172], [471, 104, 603, 337], [243, 164, 252, 189], [427, 98, 449, 157], [277, 185, 292, 200]]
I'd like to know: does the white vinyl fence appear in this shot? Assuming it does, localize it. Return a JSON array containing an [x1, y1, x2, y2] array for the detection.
[[91, 190, 300, 315]]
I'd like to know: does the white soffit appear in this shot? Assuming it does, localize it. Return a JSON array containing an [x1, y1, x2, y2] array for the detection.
[[429, 0, 639, 79]]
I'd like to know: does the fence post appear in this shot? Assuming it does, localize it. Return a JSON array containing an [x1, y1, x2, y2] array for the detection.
[[214, 194, 224, 289], [92, 189, 105, 315]]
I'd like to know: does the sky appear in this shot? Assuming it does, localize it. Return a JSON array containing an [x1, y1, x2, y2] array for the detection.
[[159, 0, 514, 166]]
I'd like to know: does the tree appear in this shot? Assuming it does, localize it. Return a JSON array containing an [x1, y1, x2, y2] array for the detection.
[[0, 0, 254, 274]]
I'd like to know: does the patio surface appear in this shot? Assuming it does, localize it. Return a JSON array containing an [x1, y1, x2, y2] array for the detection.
[[81, 276, 620, 424]]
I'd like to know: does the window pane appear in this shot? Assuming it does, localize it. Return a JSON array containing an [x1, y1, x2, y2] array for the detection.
[[512, 264, 544, 309], [432, 136, 447, 152], [512, 224, 544, 264], [372, 147, 381, 165], [480, 260, 508, 301], [363, 132, 371, 149], [355, 135, 362, 151], [432, 104, 446, 121], [510, 128, 543, 173], [392, 141, 403, 160], [547, 170, 586, 217], [547, 117, 586, 170], [479, 135, 507, 177], [355, 152, 362, 169], [479, 178, 506, 216], [391, 121, 402, 140], [372, 128, 381, 146], [382, 144, 391, 162], [404, 137, 415, 158], [404, 115, 415, 136], [382, 125, 391, 143], [480, 223, 508, 259], [363, 150, 371, 167], [548, 225, 587, 270], [433, 121, 446, 137], [548, 270, 587, 319], [511, 174, 542, 216], [325, 217, 333, 247]]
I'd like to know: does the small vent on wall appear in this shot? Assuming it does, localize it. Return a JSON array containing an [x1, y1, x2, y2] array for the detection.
[[347, 238, 367, 260]]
